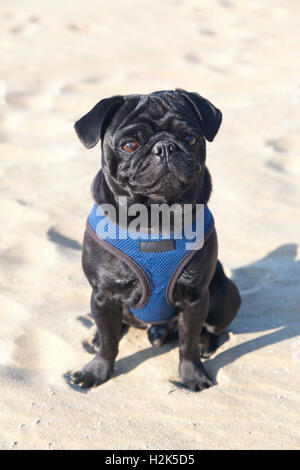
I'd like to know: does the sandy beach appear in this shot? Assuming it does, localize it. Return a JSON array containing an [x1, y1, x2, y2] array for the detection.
[[0, 0, 299, 450]]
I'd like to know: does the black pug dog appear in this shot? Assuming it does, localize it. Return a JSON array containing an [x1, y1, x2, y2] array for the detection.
[[72, 89, 241, 391]]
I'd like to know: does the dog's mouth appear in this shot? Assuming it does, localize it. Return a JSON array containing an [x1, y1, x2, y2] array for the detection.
[[127, 157, 202, 196]]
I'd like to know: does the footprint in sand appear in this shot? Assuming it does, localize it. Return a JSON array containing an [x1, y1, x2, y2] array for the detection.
[[3, 12, 14, 19], [0, 294, 29, 365], [7, 83, 60, 111], [266, 134, 300, 173], [0, 294, 29, 332], [67, 23, 91, 34], [183, 53, 200, 64], [60, 75, 103, 95], [10, 16, 41, 35], [53, 78, 104, 113], [3, 235, 59, 268], [0, 198, 49, 228], [0, 108, 26, 133], [81, 76, 103, 85], [199, 28, 216, 36], [0, 142, 75, 165], [13, 328, 77, 383]]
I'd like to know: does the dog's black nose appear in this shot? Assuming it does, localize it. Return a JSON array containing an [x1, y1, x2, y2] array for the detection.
[[152, 140, 178, 159]]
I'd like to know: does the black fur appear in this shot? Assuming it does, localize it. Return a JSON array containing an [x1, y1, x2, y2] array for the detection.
[[72, 89, 241, 391]]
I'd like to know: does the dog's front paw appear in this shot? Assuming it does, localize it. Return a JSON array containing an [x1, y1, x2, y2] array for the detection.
[[179, 359, 214, 392], [71, 357, 113, 389]]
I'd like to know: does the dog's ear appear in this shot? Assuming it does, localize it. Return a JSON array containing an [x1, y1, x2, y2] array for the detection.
[[74, 96, 124, 148], [175, 89, 222, 142]]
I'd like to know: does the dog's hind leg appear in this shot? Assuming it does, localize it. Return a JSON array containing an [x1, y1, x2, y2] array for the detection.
[[199, 327, 220, 358], [200, 260, 241, 357], [84, 323, 129, 354], [147, 321, 178, 347]]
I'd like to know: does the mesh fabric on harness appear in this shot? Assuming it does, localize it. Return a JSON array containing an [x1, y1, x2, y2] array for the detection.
[[86, 203, 215, 324]]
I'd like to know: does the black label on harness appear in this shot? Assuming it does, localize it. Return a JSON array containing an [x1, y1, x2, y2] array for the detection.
[[139, 239, 175, 252]]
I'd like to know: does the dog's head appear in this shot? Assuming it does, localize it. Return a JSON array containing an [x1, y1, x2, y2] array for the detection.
[[75, 89, 222, 203]]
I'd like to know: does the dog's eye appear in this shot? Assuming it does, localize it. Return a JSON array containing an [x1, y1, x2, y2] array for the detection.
[[185, 136, 197, 146], [122, 141, 138, 152]]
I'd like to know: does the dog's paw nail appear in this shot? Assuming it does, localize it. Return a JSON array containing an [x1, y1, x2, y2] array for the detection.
[[71, 371, 92, 388]]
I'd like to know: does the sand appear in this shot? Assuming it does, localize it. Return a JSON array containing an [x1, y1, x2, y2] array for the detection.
[[0, 0, 299, 450]]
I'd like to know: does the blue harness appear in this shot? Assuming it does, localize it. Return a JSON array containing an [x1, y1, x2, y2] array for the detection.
[[86, 203, 214, 324]]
